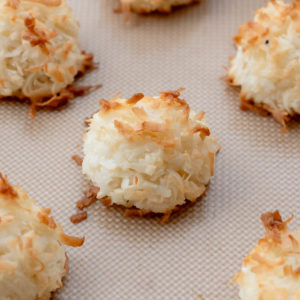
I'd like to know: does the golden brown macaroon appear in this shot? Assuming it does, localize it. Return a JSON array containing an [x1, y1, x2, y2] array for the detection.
[[0, 174, 84, 299], [228, 0, 300, 132], [234, 211, 300, 300], [0, 0, 96, 116], [81, 90, 219, 220]]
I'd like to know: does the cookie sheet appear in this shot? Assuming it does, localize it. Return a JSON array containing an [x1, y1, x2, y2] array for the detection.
[[1, 0, 300, 299]]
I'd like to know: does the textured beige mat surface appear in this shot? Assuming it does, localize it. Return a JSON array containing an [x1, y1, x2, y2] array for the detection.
[[1, 0, 300, 299]]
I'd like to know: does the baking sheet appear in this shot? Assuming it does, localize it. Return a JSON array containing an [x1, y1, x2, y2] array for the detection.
[[1, 0, 300, 299]]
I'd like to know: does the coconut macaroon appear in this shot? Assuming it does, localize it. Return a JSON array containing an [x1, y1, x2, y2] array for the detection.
[[0, 0, 94, 116], [0, 174, 84, 300], [82, 89, 219, 219], [234, 211, 300, 300], [228, 0, 300, 132], [119, 0, 198, 14]]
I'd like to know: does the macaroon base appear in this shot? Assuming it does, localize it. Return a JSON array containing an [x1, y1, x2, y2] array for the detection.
[[227, 76, 292, 133], [71, 184, 207, 224], [0, 52, 100, 117], [117, 0, 200, 18]]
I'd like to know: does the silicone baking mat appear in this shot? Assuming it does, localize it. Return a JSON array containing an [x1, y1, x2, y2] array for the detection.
[[1, 0, 300, 299]]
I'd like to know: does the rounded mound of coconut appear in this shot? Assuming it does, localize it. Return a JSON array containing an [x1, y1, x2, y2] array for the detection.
[[119, 0, 199, 15], [228, 0, 300, 132], [234, 210, 300, 299], [0, 174, 84, 300], [82, 89, 219, 221], [0, 0, 96, 116]]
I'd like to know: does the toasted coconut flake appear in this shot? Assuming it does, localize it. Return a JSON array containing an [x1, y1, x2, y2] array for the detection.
[[70, 211, 87, 224], [191, 124, 210, 137], [124, 208, 150, 218], [23, 16, 52, 55], [85, 186, 100, 199], [24, 59, 48, 73], [101, 197, 112, 207], [37, 211, 57, 229], [140, 121, 166, 132], [72, 155, 83, 166], [59, 231, 84, 247], [261, 210, 293, 242], [0, 174, 17, 198], [76, 186, 99, 210], [127, 93, 144, 104], [99, 99, 122, 112], [160, 88, 185, 99], [208, 152, 215, 176], [114, 120, 134, 137], [160, 88, 187, 106]]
